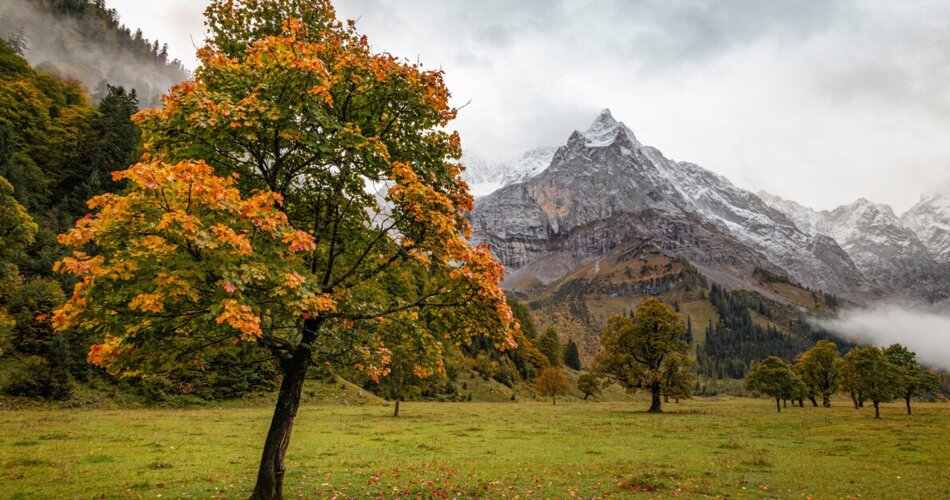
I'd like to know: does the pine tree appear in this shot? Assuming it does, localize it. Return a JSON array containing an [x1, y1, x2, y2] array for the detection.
[[563, 339, 581, 370]]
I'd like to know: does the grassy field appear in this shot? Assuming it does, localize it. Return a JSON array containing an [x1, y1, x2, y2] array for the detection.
[[2, 397, 949, 498]]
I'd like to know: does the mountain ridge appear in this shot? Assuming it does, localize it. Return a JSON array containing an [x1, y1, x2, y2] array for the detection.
[[469, 109, 950, 305]]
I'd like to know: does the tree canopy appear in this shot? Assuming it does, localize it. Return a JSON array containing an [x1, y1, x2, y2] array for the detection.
[[883, 343, 939, 415], [594, 297, 690, 413], [535, 366, 571, 405], [839, 347, 898, 418], [796, 339, 840, 408], [746, 356, 798, 413], [53, 1, 517, 498]]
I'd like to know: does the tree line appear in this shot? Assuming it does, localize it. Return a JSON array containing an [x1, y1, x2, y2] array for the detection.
[[747, 340, 939, 417]]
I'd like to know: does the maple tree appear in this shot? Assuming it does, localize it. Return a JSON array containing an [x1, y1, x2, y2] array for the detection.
[[576, 372, 602, 400], [660, 351, 695, 404], [593, 297, 690, 413], [839, 347, 898, 418], [883, 343, 939, 415], [53, 1, 517, 498], [746, 356, 798, 413], [795, 339, 840, 408], [535, 366, 571, 405]]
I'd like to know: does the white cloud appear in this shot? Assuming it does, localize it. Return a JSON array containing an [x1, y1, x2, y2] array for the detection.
[[815, 304, 950, 368]]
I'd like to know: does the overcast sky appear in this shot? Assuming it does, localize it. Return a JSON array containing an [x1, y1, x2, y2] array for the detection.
[[108, 0, 950, 212]]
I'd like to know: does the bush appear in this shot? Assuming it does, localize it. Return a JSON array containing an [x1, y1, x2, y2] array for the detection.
[[4, 355, 71, 400]]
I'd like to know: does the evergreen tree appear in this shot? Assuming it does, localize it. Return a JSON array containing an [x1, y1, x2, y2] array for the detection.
[[537, 327, 561, 366], [563, 338, 581, 370]]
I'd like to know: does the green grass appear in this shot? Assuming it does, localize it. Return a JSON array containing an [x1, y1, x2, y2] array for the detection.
[[1, 397, 948, 498]]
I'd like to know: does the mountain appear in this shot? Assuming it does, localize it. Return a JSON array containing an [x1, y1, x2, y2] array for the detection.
[[470, 109, 870, 297], [0, 0, 189, 106], [901, 180, 950, 264], [759, 193, 950, 302], [467, 109, 950, 360], [462, 146, 557, 197]]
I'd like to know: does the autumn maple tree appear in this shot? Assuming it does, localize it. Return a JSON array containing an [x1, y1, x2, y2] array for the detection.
[[535, 366, 572, 405], [52, 1, 516, 498], [593, 298, 691, 413]]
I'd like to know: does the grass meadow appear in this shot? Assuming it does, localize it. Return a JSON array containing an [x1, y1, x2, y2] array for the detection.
[[2, 396, 948, 498]]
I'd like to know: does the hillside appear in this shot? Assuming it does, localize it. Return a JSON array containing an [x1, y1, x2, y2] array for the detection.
[[0, 0, 189, 106]]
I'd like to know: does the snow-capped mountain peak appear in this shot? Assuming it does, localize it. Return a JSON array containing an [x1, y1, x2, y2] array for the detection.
[[579, 108, 642, 148], [461, 146, 557, 197], [902, 179, 950, 263]]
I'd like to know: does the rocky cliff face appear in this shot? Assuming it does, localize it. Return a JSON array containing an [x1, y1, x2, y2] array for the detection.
[[902, 181, 950, 264], [759, 193, 950, 302], [471, 109, 871, 297]]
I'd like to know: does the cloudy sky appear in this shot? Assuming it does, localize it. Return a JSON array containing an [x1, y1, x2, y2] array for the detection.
[[109, 0, 950, 212]]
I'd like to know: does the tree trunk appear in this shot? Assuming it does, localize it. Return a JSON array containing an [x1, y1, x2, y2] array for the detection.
[[850, 391, 859, 409], [821, 393, 831, 408], [797, 398, 804, 408], [873, 400, 880, 418], [664, 394, 669, 403], [583, 392, 590, 401], [552, 394, 556, 405], [648, 384, 662, 413], [250, 347, 310, 500], [905, 396, 911, 415], [393, 399, 400, 417], [783, 399, 787, 408], [808, 396, 818, 407], [775, 397, 781, 413]]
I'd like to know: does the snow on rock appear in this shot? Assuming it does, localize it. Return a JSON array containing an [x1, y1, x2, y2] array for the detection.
[[461, 147, 557, 198], [902, 180, 950, 264]]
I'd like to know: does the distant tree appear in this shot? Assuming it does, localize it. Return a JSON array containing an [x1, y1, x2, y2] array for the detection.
[[0, 174, 37, 356], [535, 367, 571, 405], [746, 356, 797, 412], [883, 344, 939, 415], [661, 352, 695, 403], [6, 28, 28, 56], [683, 315, 693, 345], [796, 340, 840, 407], [375, 341, 440, 417], [837, 356, 864, 409], [0, 176, 36, 294], [840, 347, 899, 418], [789, 370, 809, 408], [594, 297, 690, 413], [577, 373, 602, 400], [537, 327, 561, 366], [563, 338, 581, 370], [507, 298, 537, 339]]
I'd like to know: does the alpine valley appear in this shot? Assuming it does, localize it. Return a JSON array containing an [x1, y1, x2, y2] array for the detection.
[[464, 109, 950, 364]]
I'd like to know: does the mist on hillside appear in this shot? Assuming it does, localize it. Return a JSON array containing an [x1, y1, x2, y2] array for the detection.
[[0, 0, 189, 106], [814, 303, 950, 369]]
